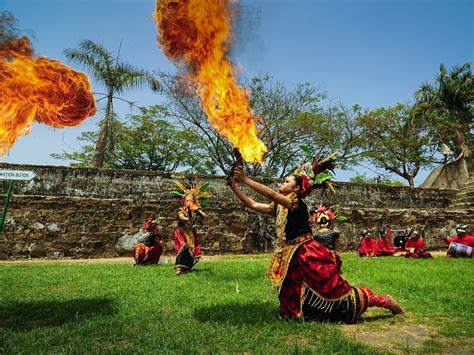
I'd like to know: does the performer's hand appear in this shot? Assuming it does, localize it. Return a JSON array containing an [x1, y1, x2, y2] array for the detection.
[[228, 176, 238, 191], [234, 165, 247, 182]]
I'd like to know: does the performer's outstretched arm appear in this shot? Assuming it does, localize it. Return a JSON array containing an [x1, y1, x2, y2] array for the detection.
[[229, 177, 273, 215], [234, 166, 294, 210]]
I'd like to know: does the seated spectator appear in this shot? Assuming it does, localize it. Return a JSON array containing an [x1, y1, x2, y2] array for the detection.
[[376, 227, 395, 256], [358, 229, 377, 257], [405, 230, 431, 258]]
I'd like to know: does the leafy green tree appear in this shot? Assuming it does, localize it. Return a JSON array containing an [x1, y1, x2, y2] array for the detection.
[[310, 103, 365, 169], [160, 74, 362, 177], [246, 75, 328, 177], [158, 72, 232, 174], [349, 173, 404, 186], [358, 104, 437, 187], [415, 63, 473, 159], [64, 40, 160, 168], [52, 105, 215, 173]]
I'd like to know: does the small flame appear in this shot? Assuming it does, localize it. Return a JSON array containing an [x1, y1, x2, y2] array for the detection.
[[0, 36, 97, 155], [153, 0, 267, 163]]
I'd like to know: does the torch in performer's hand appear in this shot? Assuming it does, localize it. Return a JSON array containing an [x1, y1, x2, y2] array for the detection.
[[226, 148, 244, 186]]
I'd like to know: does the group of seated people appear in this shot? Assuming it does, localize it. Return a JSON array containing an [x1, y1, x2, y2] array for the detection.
[[357, 224, 473, 258]]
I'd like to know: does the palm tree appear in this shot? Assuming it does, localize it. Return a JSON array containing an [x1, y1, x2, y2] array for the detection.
[[415, 63, 473, 159], [64, 40, 160, 168]]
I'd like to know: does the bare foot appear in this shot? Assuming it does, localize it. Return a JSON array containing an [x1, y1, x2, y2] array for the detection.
[[175, 267, 183, 276], [389, 296, 404, 315]]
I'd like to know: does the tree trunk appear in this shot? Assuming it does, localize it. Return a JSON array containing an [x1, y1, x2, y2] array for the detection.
[[93, 96, 113, 168], [407, 175, 415, 187], [454, 127, 472, 159]]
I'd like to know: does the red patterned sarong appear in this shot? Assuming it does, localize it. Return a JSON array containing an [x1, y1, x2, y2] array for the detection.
[[133, 243, 163, 265], [173, 227, 201, 271], [273, 238, 392, 323]]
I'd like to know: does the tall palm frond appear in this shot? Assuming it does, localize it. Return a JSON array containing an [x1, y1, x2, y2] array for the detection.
[[415, 63, 473, 158], [63, 39, 161, 167], [114, 63, 161, 95]]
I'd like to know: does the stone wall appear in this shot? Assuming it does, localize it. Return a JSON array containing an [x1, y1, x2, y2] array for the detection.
[[0, 163, 456, 208], [0, 163, 468, 259], [0, 195, 275, 259]]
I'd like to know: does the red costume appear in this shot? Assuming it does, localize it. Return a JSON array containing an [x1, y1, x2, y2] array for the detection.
[[443, 225, 474, 258], [376, 228, 395, 256], [133, 214, 164, 265], [311, 204, 342, 270], [358, 231, 377, 257], [173, 222, 202, 272], [405, 235, 432, 258], [268, 193, 401, 323], [172, 180, 209, 275], [133, 242, 163, 265], [444, 233, 474, 247]]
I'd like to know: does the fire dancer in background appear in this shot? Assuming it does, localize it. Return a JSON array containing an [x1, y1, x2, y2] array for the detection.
[[229, 155, 403, 323], [443, 224, 474, 258], [133, 214, 165, 266], [171, 181, 209, 275], [311, 204, 343, 270], [357, 230, 377, 257], [405, 230, 432, 258], [375, 227, 395, 256]]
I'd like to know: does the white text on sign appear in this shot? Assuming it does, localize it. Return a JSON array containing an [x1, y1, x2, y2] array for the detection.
[[0, 170, 37, 181]]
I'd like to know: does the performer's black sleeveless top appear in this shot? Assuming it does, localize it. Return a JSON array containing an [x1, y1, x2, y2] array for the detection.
[[139, 234, 157, 247], [314, 230, 339, 250], [285, 196, 312, 241]]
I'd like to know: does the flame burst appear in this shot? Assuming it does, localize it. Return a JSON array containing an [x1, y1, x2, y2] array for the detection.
[[154, 0, 267, 163], [0, 36, 97, 156]]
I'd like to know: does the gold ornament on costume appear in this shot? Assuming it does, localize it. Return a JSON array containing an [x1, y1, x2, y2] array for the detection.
[[172, 180, 211, 217]]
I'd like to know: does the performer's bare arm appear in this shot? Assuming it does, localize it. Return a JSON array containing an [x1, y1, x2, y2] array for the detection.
[[233, 166, 294, 210], [178, 211, 189, 221], [229, 177, 273, 215]]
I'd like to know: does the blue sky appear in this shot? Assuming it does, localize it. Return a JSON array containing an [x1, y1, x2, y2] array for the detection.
[[1, 0, 472, 185]]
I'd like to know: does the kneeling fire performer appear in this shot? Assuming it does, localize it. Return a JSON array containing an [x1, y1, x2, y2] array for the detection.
[[171, 181, 209, 275], [229, 155, 403, 323]]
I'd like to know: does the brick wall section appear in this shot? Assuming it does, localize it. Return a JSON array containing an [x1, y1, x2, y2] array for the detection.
[[0, 163, 466, 259]]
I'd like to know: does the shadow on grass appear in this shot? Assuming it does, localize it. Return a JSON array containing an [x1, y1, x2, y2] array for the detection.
[[195, 301, 397, 326], [194, 301, 278, 324], [0, 298, 116, 330]]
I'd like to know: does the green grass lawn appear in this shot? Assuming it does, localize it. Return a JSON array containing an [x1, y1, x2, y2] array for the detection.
[[1, 254, 473, 353]]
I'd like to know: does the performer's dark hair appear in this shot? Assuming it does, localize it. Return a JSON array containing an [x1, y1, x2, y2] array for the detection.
[[292, 175, 304, 197]]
